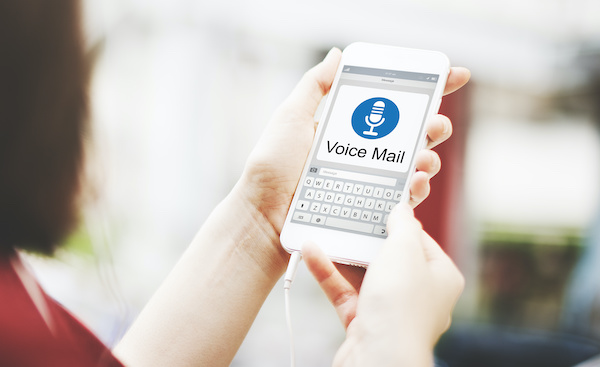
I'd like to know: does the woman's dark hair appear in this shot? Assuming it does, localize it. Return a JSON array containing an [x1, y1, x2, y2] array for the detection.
[[0, 0, 88, 255]]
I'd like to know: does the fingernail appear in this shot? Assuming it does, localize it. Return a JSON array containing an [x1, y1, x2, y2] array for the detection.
[[442, 118, 450, 135]]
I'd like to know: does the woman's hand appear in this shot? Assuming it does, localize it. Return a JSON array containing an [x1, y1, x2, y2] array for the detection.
[[236, 48, 470, 237], [304, 204, 464, 366]]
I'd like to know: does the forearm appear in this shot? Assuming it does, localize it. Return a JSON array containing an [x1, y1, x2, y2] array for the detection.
[[114, 187, 289, 366]]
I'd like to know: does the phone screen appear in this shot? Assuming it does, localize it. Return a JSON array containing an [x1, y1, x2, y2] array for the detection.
[[289, 65, 441, 238]]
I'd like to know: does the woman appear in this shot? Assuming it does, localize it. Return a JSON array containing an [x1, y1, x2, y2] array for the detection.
[[0, 1, 469, 366]]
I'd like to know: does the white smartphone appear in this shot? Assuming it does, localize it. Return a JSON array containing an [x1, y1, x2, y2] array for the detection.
[[280, 42, 450, 267]]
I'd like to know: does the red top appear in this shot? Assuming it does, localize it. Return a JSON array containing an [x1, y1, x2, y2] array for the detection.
[[0, 253, 123, 367]]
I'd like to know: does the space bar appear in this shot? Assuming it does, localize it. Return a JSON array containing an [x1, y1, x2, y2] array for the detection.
[[326, 217, 374, 234]]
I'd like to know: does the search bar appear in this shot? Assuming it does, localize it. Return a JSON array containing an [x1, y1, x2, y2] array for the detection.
[[319, 168, 397, 187]]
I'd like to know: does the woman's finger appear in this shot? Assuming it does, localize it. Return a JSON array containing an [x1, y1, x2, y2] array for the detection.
[[407, 171, 431, 208], [303, 242, 359, 328], [444, 67, 470, 96], [425, 114, 452, 149], [415, 150, 441, 179], [280, 48, 341, 119]]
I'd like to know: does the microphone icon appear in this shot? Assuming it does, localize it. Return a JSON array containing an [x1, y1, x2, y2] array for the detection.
[[363, 100, 386, 136]]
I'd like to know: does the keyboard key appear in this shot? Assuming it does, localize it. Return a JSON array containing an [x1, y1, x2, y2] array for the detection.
[[374, 226, 387, 236], [324, 179, 334, 190], [361, 211, 372, 221], [354, 197, 365, 208], [320, 204, 331, 215], [304, 177, 314, 187], [365, 198, 375, 210], [324, 192, 335, 202], [334, 193, 345, 205], [312, 215, 326, 225], [333, 181, 344, 192], [351, 209, 361, 219], [310, 203, 321, 212], [394, 190, 402, 201], [293, 212, 311, 222], [371, 213, 382, 223], [353, 184, 364, 195], [343, 183, 354, 193], [326, 217, 374, 234], [344, 195, 355, 206], [314, 178, 324, 188], [375, 200, 386, 211], [384, 189, 395, 200], [363, 186, 374, 197], [331, 206, 341, 216], [315, 191, 325, 201], [341, 207, 352, 218], [373, 187, 384, 198], [385, 202, 396, 213], [296, 200, 309, 211], [305, 189, 315, 200]]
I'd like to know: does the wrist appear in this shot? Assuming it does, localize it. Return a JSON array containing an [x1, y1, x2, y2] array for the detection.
[[223, 181, 290, 277], [335, 322, 434, 367]]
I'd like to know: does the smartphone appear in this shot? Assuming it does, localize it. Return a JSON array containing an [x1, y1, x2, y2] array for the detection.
[[280, 42, 450, 267]]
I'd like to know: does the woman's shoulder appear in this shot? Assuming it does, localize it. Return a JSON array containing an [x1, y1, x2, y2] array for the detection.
[[0, 253, 123, 367]]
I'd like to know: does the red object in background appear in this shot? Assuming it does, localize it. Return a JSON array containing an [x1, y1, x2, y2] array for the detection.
[[415, 85, 471, 256]]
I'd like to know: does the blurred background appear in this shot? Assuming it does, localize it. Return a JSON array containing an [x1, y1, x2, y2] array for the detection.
[[24, 0, 600, 366]]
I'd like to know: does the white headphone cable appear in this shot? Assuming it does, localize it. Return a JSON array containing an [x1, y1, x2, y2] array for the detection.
[[283, 251, 302, 367]]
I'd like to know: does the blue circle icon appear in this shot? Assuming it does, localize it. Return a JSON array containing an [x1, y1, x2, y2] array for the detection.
[[351, 97, 399, 139]]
